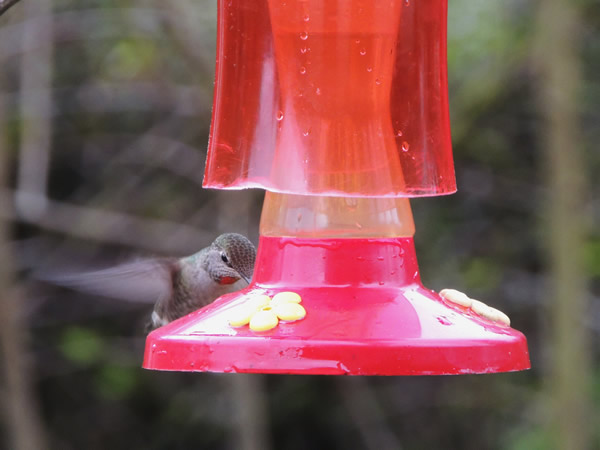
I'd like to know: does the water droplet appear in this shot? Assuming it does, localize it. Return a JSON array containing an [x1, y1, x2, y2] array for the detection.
[[355, 39, 361, 44], [378, 281, 385, 286], [359, 48, 366, 56], [300, 66, 306, 74], [401, 141, 410, 152], [316, 87, 321, 95], [375, 78, 381, 85], [396, 130, 403, 137], [300, 47, 308, 54], [366, 67, 373, 72], [355, 222, 363, 229], [300, 31, 308, 40], [303, 14, 310, 22], [345, 198, 358, 211], [303, 129, 310, 136], [437, 316, 451, 326], [276, 111, 284, 121], [377, 256, 384, 261]]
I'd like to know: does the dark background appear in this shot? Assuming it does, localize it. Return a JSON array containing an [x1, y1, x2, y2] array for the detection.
[[0, 0, 598, 449]]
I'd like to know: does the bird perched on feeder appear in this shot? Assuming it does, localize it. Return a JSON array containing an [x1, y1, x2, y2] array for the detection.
[[40, 233, 256, 331]]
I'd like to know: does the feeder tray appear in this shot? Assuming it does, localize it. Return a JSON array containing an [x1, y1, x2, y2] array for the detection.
[[144, 236, 529, 375]]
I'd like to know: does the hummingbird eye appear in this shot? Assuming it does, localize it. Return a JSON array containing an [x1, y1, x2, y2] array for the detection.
[[221, 252, 231, 266]]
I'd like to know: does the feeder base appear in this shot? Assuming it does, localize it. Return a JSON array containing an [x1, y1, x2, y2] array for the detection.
[[143, 237, 530, 375]]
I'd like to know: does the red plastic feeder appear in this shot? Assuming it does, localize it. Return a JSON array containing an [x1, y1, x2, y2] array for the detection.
[[143, 0, 530, 375]]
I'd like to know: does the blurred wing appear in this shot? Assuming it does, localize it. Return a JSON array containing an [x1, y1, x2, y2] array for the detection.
[[35, 259, 178, 304]]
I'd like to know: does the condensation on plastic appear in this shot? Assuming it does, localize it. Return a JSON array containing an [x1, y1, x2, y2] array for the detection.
[[203, 0, 456, 197]]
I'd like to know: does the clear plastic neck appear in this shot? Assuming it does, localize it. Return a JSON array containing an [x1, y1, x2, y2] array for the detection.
[[260, 192, 415, 238]]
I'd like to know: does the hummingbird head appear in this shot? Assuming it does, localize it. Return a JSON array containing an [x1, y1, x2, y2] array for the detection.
[[208, 233, 256, 285]]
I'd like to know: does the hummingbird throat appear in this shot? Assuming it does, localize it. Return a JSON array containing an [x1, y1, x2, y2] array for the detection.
[[218, 276, 239, 285]]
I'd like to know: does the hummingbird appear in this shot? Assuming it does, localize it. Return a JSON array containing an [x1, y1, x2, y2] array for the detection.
[[40, 233, 256, 331]]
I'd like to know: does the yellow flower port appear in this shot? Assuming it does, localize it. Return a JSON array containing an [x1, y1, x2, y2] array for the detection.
[[229, 292, 307, 332]]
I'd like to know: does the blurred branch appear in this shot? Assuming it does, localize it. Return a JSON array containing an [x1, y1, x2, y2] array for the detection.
[[161, 0, 216, 82], [0, 0, 22, 17], [7, 112, 212, 268], [337, 378, 403, 450], [0, 7, 216, 59], [534, 0, 591, 448], [16, 0, 53, 220], [0, 83, 210, 118], [230, 375, 272, 450], [0, 53, 47, 450], [0, 189, 213, 255], [64, 115, 197, 210], [89, 133, 207, 187]]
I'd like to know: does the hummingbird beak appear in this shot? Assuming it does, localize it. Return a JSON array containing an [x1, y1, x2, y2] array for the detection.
[[241, 273, 252, 285]]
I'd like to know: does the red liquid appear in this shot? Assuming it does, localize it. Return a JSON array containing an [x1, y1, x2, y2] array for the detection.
[[204, 0, 455, 197], [270, 28, 405, 193]]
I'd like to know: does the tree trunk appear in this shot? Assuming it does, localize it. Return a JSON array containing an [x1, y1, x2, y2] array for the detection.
[[535, 0, 591, 448]]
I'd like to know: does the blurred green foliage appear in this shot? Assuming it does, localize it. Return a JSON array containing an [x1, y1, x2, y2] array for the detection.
[[0, 0, 598, 449], [59, 326, 104, 366]]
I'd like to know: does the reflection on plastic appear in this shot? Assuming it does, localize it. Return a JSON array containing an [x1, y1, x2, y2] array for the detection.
[[204, 0, 455, 197]]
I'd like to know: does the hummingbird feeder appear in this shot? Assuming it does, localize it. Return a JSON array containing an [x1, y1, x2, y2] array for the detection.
[[144, 0, 530, 375]]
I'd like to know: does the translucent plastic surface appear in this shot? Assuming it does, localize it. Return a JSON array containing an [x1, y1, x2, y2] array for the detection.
[[204, 0, 456, 197], [260, 192, 415, 238]]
